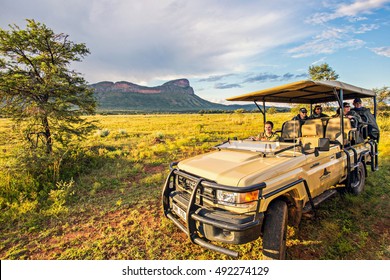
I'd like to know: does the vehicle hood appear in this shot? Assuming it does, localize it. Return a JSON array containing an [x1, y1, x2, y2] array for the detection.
[[177, 149, 305, 186]]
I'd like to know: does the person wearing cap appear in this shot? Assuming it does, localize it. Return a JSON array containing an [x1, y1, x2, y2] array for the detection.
[[292, 108, 308, 124], [351, 97, 380, 142], [352, 98, 364, 110], [344, 102, 362, 128], [309, 105, 328, 119]]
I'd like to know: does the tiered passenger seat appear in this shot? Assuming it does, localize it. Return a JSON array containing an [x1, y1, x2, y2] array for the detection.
[[280, 120, 301, 142], [300, 121, 323, 150]]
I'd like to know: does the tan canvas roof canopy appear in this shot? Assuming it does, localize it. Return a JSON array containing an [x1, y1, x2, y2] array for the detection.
[[226, 80, 375, 104]]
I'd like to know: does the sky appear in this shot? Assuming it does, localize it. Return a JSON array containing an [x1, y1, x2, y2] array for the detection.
[[1, 0, 390, 104]]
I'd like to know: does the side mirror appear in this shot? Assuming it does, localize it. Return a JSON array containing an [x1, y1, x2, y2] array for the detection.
[[318, 138, 330, 152]]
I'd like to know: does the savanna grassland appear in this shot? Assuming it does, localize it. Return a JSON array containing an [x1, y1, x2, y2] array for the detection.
[[0, 112, 389, 260]]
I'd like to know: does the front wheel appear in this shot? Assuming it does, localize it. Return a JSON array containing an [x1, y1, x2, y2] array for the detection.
[[262, 200, 288, 260]]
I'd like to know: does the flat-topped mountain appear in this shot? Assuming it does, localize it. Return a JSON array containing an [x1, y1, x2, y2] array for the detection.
[[90, 79, 256, 112]]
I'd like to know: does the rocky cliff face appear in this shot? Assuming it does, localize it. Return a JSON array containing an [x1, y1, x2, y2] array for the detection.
[[91, 78, 194, 95], [161, 79, 194, 95]]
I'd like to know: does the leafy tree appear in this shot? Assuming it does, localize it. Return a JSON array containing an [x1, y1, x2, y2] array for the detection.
[[0, 19, 96, 154], [373, 86, 390, 106], [290, 104, 308, 116], [234, 108, 246, 114], [308, 63, 339, 81], [267, 106, 277, 114], [364, 86, 390, 111]]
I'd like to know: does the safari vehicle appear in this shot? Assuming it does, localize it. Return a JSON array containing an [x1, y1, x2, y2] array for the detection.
[[162, 80, 379, 259]]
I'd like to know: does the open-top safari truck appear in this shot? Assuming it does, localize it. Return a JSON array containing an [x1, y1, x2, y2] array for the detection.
[[162, 80, 379, 259]]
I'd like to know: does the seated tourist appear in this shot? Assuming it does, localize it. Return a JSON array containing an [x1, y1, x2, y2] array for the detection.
[[351, 98, 380, 142], [333, 102, 362, 128], [309, 105, 328, 119], [292, 108, 308, 125], [251, 121, 280, 141]]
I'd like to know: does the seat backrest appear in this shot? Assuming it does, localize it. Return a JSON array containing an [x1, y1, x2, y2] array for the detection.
[[301, 136, 319, 150], [302, 119, 323, 138], [325, 117, 352, 142], [301, 121, 322, 150], [281, 120, 301, 140]]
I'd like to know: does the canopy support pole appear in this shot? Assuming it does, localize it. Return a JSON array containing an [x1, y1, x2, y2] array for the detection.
[[254, 100, 266, 125]]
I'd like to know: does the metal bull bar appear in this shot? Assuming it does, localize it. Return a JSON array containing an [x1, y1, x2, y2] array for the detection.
[[162, 162, 266, 258]]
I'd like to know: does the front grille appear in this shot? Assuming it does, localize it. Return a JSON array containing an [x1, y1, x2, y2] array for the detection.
[[176, 175, 216, 205]]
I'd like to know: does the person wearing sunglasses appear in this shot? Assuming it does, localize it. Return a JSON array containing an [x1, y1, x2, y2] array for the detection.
[[309, 105, 328, 119], [292, 107, 308, 124]]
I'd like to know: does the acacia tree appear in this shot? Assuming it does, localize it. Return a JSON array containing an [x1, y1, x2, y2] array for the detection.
[[308, 63, 339, 81], [363, 86, 390, 111], [0, 19, 96, 154], [373, 86, 390, 107]]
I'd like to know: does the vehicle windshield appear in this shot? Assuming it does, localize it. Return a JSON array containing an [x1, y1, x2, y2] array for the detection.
[[215, 140, 300, 156]]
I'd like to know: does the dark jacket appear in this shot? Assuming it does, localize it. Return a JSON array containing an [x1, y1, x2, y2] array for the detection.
[[309, 112, 328, 119], [346, 110, 363, 128], [333, 110, 362, 127], [292, 115, 308, 125], [351, 107, 380, 142]]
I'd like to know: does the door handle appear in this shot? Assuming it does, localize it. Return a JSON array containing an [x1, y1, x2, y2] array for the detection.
[[310, 162, 320, 168]]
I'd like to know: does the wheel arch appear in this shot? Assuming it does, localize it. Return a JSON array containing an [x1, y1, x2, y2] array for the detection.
[[261, 187, 302, 232]]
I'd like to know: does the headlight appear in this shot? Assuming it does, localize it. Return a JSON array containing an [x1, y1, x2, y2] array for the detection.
[[216, 190, 259, 208], [216, 191, 237, 205]]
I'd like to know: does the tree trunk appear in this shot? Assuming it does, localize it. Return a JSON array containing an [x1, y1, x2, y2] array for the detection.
[[42, 116, 52, 154]]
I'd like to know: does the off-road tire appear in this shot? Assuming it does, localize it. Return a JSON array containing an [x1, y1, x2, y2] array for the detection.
[[350, 161, 365, 195], [262, 200, 288, 260]]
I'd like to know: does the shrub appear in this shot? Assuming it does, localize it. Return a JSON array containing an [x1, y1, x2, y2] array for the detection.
[[117, 129, 128, 137], [155, 131, 164, 140], [41, 179, 75, 217], [96, 129, 110, 137]]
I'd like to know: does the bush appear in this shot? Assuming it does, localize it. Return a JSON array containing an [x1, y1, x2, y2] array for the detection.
[[117, 129, 128, 137], [96, 129, 110, 137], [41, 179, 75, 217]]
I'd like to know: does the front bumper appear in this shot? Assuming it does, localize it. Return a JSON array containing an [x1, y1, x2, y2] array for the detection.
[[162, 163, 266, 257]]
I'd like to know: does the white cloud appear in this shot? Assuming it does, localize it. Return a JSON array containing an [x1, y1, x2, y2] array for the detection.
[[307, 0, 390, 24], [207, 98, 232, 105], [0, 0, 313, 84], [291, 0, 387, 58], [354, 23, 380, 33], [1, 0, 389, 95], [371, 47, 390, 57], [81, 1, 311, 82], [337, 0, 390, 16], [288, 28, 365, 58], [311, 57, 327, 65]]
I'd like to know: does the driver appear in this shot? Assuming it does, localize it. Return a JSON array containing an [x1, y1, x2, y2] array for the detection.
[[254, 121, 280, 141]]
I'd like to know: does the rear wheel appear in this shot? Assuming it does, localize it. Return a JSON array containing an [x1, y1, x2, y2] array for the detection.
[[350, 161, 365, 195], [262, 200, 288, 260]]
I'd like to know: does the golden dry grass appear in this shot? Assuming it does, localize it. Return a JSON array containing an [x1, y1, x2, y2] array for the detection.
[[0, 112, 389, 259]]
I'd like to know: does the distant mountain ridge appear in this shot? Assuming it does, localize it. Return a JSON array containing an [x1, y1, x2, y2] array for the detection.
[[90, 79, 256, 112], [92, 79, 194, 95]]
